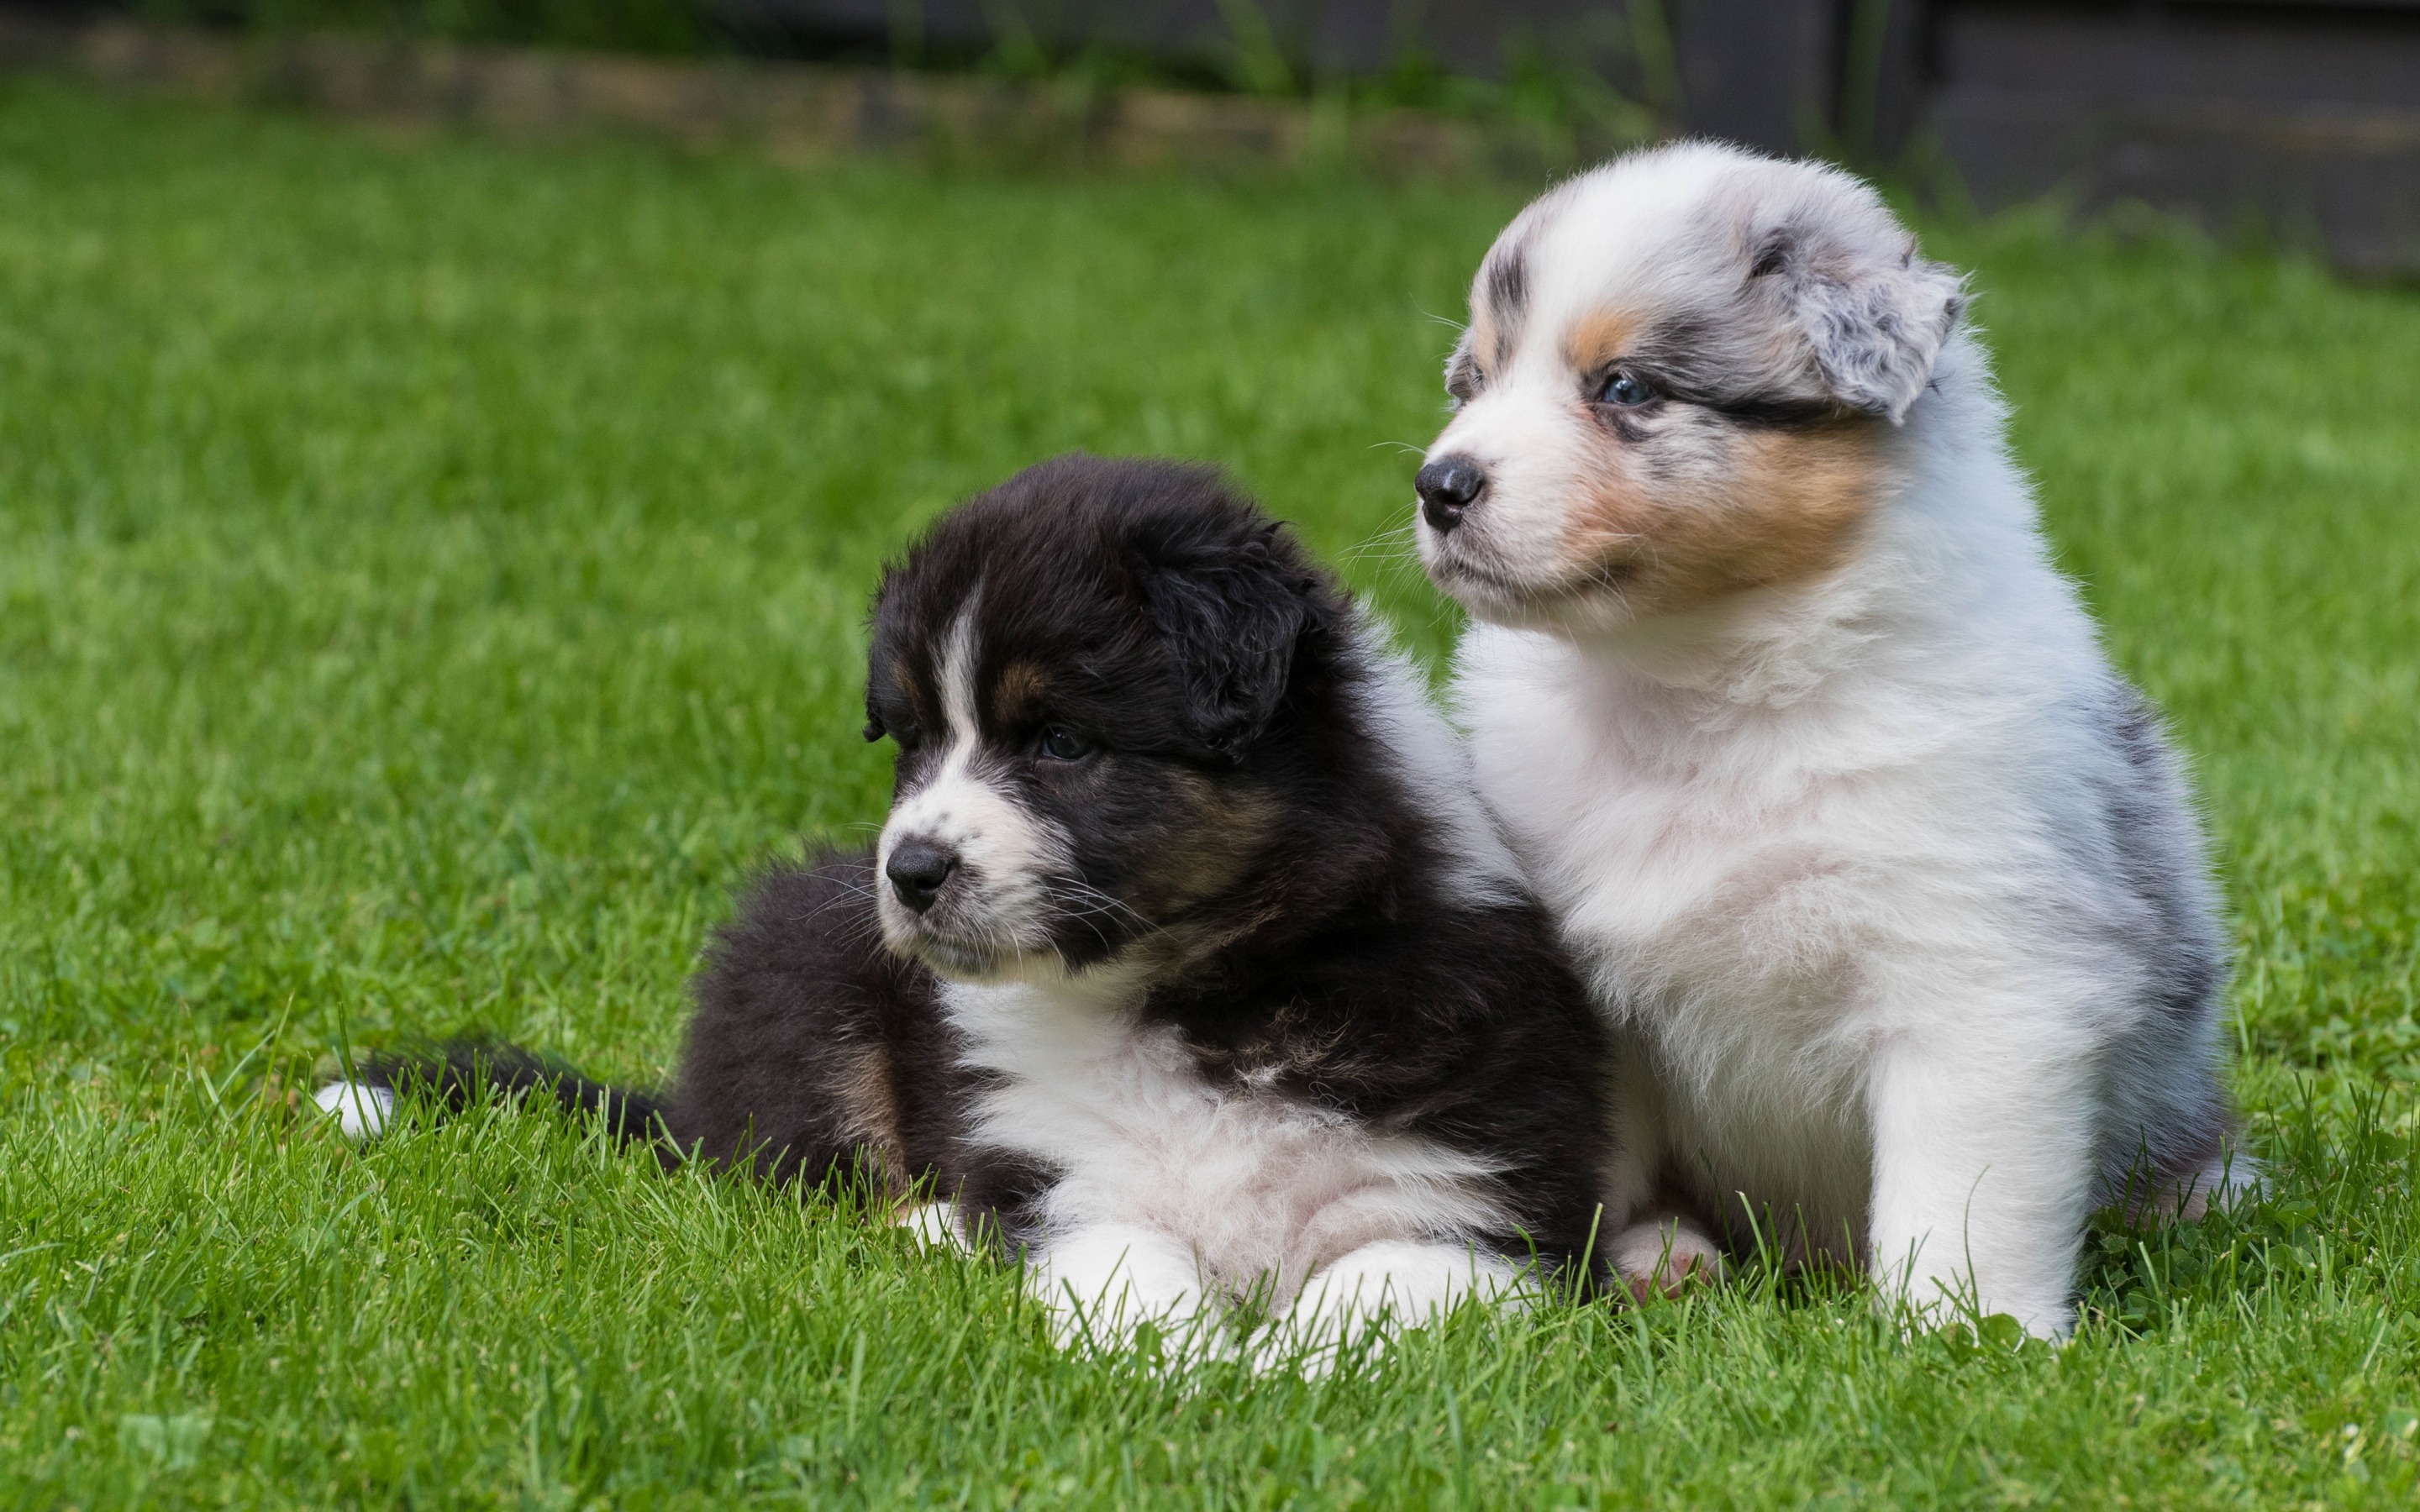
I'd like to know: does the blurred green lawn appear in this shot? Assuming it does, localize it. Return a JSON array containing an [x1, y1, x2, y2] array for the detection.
[[2, 81, 2416, 1508]]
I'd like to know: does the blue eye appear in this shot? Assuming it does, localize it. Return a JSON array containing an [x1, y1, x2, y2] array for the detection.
[[1039, 727, 1094, 761], [1597, 370, 1655, 407]]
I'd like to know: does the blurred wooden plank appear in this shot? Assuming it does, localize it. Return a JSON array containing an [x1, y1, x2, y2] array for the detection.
[[1927, 1, 2420, 273], [6, 2, 2416, 269]]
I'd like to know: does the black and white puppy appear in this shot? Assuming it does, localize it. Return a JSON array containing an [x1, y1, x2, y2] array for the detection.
[[1413, 144, 2246, 1337], [323, 454, 1607, 1358]]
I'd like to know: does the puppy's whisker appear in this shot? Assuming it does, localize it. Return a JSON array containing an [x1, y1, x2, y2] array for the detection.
[[790, 883, 886, 932], [1052, 891, 1135, 927], [1339, 528, 1420, 568], [1050, 879, 1152, 934]]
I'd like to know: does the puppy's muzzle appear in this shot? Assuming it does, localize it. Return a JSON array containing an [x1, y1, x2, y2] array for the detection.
[[885, 839, 959, 915], [1416, 454, 1488, 533]]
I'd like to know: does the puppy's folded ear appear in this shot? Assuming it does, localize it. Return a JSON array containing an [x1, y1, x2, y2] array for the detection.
[[1747, 194, 1966, 424], [1142, 523, 1316, 762]]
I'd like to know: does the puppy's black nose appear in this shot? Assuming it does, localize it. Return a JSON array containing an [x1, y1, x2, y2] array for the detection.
[[1416, 454, 1487, 533], [885, 841, 957, 914]]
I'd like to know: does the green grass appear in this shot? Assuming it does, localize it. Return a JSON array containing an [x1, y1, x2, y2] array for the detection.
[[2, 81, 2416, 1509]]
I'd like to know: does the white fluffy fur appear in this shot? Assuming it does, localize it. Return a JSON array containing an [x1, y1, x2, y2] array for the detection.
[[943, 963, 1524, 1357], [1427, 144, 2243, 1337], [1341, 616, 1527, 906]]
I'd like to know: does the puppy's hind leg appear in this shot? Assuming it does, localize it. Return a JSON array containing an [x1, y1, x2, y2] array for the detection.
[[1608, 1209, 1724, 1299], [1600, 1048, 1720, 1299], [2163, 1146, 2261, 1221]]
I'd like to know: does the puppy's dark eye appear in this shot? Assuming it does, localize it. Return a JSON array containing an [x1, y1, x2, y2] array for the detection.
[[1038, 726, 1094, 762], [1597, 370, 1655, 407]]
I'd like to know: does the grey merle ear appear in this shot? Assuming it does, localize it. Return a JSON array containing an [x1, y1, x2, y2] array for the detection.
[[1748, 207, 1966, 423], [1141, 524, 1318, 762], [1443, 328, 1481, 406]]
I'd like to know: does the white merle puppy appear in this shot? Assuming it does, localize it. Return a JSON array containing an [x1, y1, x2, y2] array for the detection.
[[1410, 143, 2245, 1337], [324, 454, 1608, 1362]]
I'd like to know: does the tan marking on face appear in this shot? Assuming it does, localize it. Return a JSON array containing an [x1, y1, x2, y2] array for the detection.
[[1127, 776, 1281, 923], [886, 656, 929, 731], [1560, 307, 1639, 377], [1558, 418, 1888, 617], [992, 661, 1049, 725]]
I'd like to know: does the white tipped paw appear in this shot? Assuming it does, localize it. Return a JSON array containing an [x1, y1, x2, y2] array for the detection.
[[313, 1081, 394, 1142], [1256, 1242, 1526, 1376], [1033, 1225, 1216, 1360], [896, 1200, 971, 1253], [1611, 1215, 1723, 1299]]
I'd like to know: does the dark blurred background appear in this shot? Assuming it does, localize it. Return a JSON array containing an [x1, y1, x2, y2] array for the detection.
[[745, 1, 2420, 270], [9, 2, 2419, 270]]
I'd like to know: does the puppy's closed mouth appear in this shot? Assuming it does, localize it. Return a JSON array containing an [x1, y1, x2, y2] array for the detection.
[[891, 927, 1018, 980], [1431, 545, 1636, 608]]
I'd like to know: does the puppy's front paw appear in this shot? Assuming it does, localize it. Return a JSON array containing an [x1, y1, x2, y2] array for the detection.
[[1610, 1216, 1723, 1299], [895, 1200, 971, 1253]]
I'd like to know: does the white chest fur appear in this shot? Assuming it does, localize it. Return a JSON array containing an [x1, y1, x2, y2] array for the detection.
[[941, 976, 1510, 1294], [1458, 622, 1884, 1247], [1453, 526, 2125, 1269]]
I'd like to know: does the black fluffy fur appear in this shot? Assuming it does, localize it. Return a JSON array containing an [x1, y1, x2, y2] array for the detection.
[[355, 454, 1611, 1281]]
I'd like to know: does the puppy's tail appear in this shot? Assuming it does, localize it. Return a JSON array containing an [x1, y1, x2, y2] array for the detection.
[[313, 1042, 665, 1147]]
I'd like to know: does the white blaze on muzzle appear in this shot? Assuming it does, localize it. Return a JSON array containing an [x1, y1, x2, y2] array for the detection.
[[876, 603, 1073, 963], [1425, 387, 1615, 560]]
